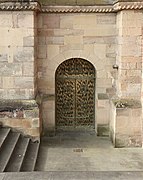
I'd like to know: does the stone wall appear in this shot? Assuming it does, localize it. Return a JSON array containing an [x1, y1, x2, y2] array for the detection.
[[0, 11, 37, 100], [116, 10, 143, 100], [112, 9, 143, 147], [0, 11, 40, 138], [37, 13, 117, 133], [0, 1, 143, 144], [0, 100, 40, 139], [110, 99, 142, 147]]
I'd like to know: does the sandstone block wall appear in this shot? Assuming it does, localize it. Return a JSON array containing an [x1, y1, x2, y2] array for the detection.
[[116, 10, 143, 100], [0, 11, 37, 100], [0, 100, 40, 138], [110, 99, 142, 147], [37, 13, 117, 132], [0, 11, 40, 138]]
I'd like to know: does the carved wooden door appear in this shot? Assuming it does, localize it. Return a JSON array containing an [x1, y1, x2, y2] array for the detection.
[[56, 58, 95, 129]]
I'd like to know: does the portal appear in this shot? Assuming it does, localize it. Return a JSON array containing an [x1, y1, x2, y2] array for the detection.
[[55, 58, 96, 130]]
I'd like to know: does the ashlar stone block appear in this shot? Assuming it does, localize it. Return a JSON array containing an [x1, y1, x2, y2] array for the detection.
[[43, 15, 60, 29], [18, 12, 34, 28], [14, 47, 34, 62], [73, 14, 96, 29], [0, 13, 12, 27], [0, 63, 22, 76], [60, 15, 73, 29], [64, 35, 83, 45], [23, 62, 34, 76], [96, 14, 116, 24], [2, 77, 14, 89], [38, 45, 47, 59], [14, 77, 34, 89], [23, 36, 34, 47], [47, 45, 59, 59]]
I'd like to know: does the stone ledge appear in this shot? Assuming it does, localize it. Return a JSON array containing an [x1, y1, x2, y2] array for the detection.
[[98, 93, 109, 100], [115, 134, 142, 148], [112, 98, 141, 108], [97, 124, 109, 137], [36, 93, 55, 105], [0, 99, 38, 112], [0, 99, 40, 138]]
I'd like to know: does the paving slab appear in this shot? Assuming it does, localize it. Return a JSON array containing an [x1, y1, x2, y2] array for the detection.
[[2, 171, 143, 180], [0, 173, 5, 180], [35, 132, 143, 172]]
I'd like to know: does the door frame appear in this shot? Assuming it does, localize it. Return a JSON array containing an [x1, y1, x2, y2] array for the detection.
[[55, 58, 96, 131]]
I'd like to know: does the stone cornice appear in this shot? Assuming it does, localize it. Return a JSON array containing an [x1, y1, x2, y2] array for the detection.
[[0, 1, 41, 11], [42, 2, 143, 13], [41, 5, 114, 13], [114, 1, 143, 11], [0, 1, 143, 12]]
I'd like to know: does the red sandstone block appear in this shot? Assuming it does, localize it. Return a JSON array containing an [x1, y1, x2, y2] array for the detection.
[[22, 119, 32, 128], [37, 29, 54, 37], [26, 128, 40, 137], [43, 15, 60, 29], [10, 118, 22, 127]]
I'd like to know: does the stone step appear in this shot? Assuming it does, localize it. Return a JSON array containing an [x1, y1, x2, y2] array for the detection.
[[34, 144, 46, 171], [0, 131, 20, 172], [20, 140, 40, 172], [4, 135, 30, 172], [0, 128, 10, 148]]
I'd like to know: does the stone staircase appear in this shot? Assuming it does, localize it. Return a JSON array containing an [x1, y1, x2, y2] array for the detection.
[[0, 127, 40, 172]]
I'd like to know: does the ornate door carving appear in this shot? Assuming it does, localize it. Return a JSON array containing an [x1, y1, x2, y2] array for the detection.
[[56, 58, 95, 129]]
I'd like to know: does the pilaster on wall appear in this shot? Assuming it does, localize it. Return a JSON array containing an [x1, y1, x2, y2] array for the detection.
[[0, 6, 40, 138], [112, 8, 143, 147], [116, 10, 143, 100], [0, 11, 37, 100]]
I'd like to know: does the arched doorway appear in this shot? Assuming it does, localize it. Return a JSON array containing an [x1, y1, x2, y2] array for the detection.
[[55, 58, 96, 130]]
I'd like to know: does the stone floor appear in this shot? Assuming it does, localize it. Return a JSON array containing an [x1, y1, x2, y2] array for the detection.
[[1, 171, 143, 180], [35, 131, 143, 172], [1, 131, 143, 180]]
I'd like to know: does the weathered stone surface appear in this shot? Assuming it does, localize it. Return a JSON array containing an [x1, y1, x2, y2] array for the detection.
[[0, 100, 40, 137], [54, 29, 84, 36], [98, 93, 109, 100], [17, 12, 34, 28], [32, 118, 40, 128], [97, 124, 109, 137], [37, 45, 47, 59], [0, 4, 143, 146], [115, 134, 142, 148], [14, 47, 34, 62], [14, 77, 34, 89], [2, 77, 14, 89], [97, 14, 116, 24], [77, 0, 95, 5], [22, 119, 32, 128], [0, 89, 34, 100], [46, 37, 64, 45], [83, 36, 116, 44], [0, 99, 38, 111], [43, 15, 60, 29], [0, 63, 22, 76], [40, 0, 114, 5], [24, 109, 39, 118], [0, 54, 8, 62], [23, 62, 34, 76], [112, 99, 141, 108], [23, 36, 34, 47]]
